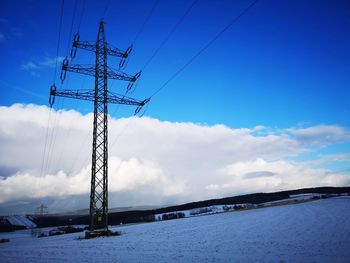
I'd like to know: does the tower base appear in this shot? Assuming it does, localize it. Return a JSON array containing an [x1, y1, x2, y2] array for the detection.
[[85, 230, 120, 239]]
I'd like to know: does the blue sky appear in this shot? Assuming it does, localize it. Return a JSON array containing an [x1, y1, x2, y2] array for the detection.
[[2, 0, 349, 152], [0, 0, 350, 212], [0, 0, 349, 126]]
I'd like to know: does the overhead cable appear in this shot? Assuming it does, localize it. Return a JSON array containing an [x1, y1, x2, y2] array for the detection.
[[149, 0, 259, 98], [132, 0, 159, 45], [141, 0, 199, 71], [53, 0, 65, 84]]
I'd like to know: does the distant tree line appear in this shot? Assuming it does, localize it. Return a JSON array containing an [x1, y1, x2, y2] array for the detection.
[[28, 187, 350, 228]]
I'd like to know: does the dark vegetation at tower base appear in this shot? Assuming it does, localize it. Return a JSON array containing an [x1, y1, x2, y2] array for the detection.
[[0, 219, 27, 232], [84, 229, 121, 239]]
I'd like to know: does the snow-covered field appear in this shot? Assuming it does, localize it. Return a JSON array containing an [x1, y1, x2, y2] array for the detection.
[[1, 197, 349, 262]]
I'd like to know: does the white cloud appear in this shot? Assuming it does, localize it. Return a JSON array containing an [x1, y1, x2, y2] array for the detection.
[[287, 125, 350, 145], [0, 104, 349, 211], [302, 153, 350, 166], [21, 56, 64, 71], [21, 62, 39, 70], [0, 156, 183, 204], [243, 171, 276, 179], [38, 56, 64, 68], [210, 158, 350, 196]]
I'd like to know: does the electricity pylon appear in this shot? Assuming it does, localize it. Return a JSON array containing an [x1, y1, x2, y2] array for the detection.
[[36, 204, 48, 216], [49, 21, 149, 236]]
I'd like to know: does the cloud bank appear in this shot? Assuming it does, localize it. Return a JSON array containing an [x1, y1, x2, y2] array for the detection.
[[0, 104, 349, 213]]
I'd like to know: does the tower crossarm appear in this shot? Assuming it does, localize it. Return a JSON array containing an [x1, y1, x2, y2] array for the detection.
[[107, 91, 149, 107], [51, 88, 95, 103], [63, 64, 95, 78], [50, 87, 150, 109], [73, 41, 128, 57], [61, 62, 140, 82], [73, 40, 96, 53], [107, 68, 141, 81], [106, 44, 131, 58], [72, 36, 131, 59]]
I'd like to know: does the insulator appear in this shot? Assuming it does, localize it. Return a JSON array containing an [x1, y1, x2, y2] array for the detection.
[[119, 45, 133, 69], [134, 105, 142, 115], [73, 32, 80, 42], [126, 81, 134, 93], [60, 71, 66, 82], [70, 33, 80, 58], [62, 57, 68, 69], [133, 71, 141, 81], [134, 98, 150, 116], [126, 71, 141, 93], [125, 45, 133, 56], [49, 84, 57, 107], [142, 97, 151, 105], [119, 58, 126, 69], [70, 46, 77, 58], [60, 57, 69, 82]]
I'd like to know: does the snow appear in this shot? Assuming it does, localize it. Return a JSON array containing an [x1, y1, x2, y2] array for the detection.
[[261, 196, 315, 206], [155, 193, 343, 220], [4, 215, 36, 228], [154, 204, 256, 220], [289, 193, 322, 198], [1, 198, 350, 262]]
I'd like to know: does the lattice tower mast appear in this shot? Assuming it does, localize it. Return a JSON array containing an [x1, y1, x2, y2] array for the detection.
[[49, 21, 149, 232]]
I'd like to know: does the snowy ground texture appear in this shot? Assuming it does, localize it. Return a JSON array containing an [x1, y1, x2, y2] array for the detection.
[[4, 215, 37, 228], [1, 197, 350, 263]]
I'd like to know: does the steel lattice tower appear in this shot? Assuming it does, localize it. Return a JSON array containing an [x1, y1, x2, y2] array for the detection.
[[49, 21, 149, 235]]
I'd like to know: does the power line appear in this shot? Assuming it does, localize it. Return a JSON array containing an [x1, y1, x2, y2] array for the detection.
[[38, 1, 67, 213], [77, 0, 86, 32], [53, 0, 65, 84], [71, 114, 134, 175], [132, 0, 159, 45], [55, 54, 94, 173], [54, 58, 95, 174], [46, 53, 74, 175], [41, 0, 66, 178], [141, 0, 199, 71], [47, 69, 76, 174], [104, 0, 199, 160], [66, 0, 78, 56], [47, 0, 82, 174], [110, 116, 135, 150], [44, 98, 65, 175], [39, 108, 52, 177], [69, 90, 138, 175], [53, 110, 80, 173], [149, 0, 259, 98], [101, 0, 112, 19]]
